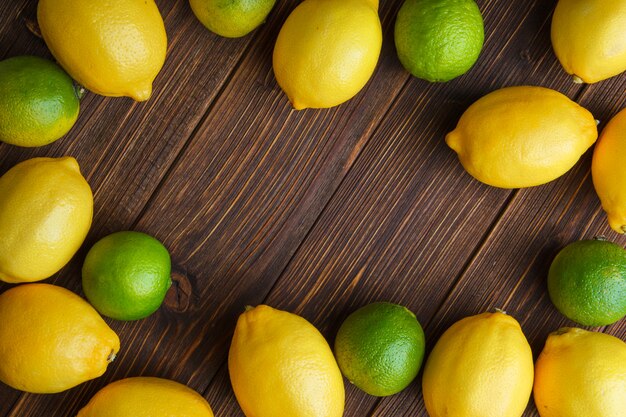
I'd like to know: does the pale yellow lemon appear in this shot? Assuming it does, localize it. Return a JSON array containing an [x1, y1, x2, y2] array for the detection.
[[77, 377, 214, 417], [38, 0, 167, 101], [422, 311, 534, 417], [0, 157, 93, 283], [446, 86, 597, 188], [592, 108, 626, 233], [0, 284, 120, 393], [534, 328, 626, 417], [272, 0, 382, 110], [228, 305, 344, 417], [551, 0, 626, 83]]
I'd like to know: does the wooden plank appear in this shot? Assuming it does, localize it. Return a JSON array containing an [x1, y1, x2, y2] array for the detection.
[[204, 0, 593, 416], [368, 78, 626, 417], [1, 0, 412, 415]]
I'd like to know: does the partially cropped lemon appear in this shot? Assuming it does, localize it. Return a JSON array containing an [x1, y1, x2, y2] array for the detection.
[[422, 311, 534, 417], [38, 0, 167, 101], [534, 328, 626, 417], [446, 86, 598, 188], [77, 377, 214, 417], [592, 108, 626, 233], [229, 305, 345, 417], [272, 0, 382, 110], [551, 0, 626, 84], [0, 284, 120, 393], [0, 157, 93, 283]]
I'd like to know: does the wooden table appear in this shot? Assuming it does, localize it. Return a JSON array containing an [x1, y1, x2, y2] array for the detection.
[[1, 0, 625, 416]]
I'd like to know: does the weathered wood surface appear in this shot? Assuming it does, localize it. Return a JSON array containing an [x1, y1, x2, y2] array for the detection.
[[0, 0, 624, 416]]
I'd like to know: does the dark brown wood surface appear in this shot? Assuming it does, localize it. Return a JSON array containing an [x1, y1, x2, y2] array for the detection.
[[0, 0, 624, 416]]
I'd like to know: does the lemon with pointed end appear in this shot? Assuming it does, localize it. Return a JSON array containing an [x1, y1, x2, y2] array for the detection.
[[229, 305, 345, 417], [77, 377, 214, 417], [592, 108, 626, 233], [446, 86, 597, 188], [0, 157, 93, 283], [551, 0, 626, 84], [0, 55, 80, 147], [38, 0, 167, 101], [422, 311, 534, 417], [534, 328, 626, 417], [272, 0, 382, 110], [0, 284, 120, 393], [189, 0, 276, 38]]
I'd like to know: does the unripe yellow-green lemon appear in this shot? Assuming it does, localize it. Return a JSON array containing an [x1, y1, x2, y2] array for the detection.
[[0, 284, 120, 393], [0, 55, 80, 147], [0, 157, 93, 283], [228, 305, 344, 417], [37, 0, 167, 101], [592, 108, 626, 233], [189, 0, 277, 38], [77, 377, 214, 417], [446, 86, 597, 188], [422, 311, 534, 417], [534, 328, 626, 417], [272, 0, 382, 110], [551, 0, 626, 84]]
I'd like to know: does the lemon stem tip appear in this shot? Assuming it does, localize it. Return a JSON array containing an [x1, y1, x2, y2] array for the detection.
[[493, 307, 507, 315], [572, 75, 584, 84], [107, 350, 117, 363]]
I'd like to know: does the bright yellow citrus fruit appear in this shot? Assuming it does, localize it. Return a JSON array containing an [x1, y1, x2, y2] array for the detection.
[[189, 0, 277, 38], [446, 86, 598, 188], [0, 55, 80, 147], [228, 305, 345, 417], [37, 0, 167, 101], [272, 0, 382, 110], [592, 107, 626, 233], [77, 377, 214, 417], [422, 311, 534, 417], [551, 0, 626, 84], [534, 328, 626, 417], [0, 157, 93, 283], [0, 284, 120, 393]]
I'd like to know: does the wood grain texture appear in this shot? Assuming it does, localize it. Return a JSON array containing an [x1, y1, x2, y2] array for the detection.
[[0, 0, 625, 416]]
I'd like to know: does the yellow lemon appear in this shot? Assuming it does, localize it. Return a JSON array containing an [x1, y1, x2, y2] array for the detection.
[[0, 284, 120, 393], [77, 377, 214, 417], [534, 328, 626, 417], [422, 311, 534, 417], [551, 0, 626, 84], [37, 0, 167, 101], [272, 0, 382, 110], [592, 108, 626, 233], [0, 157, 93, 283], [228, 305, 344, 417], [446, 86, 597, 188]]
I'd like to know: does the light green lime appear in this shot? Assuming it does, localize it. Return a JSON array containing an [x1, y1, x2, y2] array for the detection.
[[82, 231, 172, 321], [334, 302, 425, 397], [548, 239, 626, 326], [189, 0, 276, 38], [0, 55, 80, 147], [394, 0, 484, 82]]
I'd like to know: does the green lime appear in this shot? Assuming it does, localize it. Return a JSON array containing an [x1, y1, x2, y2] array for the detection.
[[334, 302, 425, 396], [548, 239, 626, 326], [394, 0, 484, 82], [0, 55, 80, 147], [189, 0, 277, 38], [82, 231, 172, 321]]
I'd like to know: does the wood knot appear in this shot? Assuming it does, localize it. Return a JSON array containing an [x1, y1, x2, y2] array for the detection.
[[164, 267, 193, 313]]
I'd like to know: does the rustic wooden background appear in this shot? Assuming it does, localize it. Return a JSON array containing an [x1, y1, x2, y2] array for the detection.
[[0, 0, 625, 416]]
